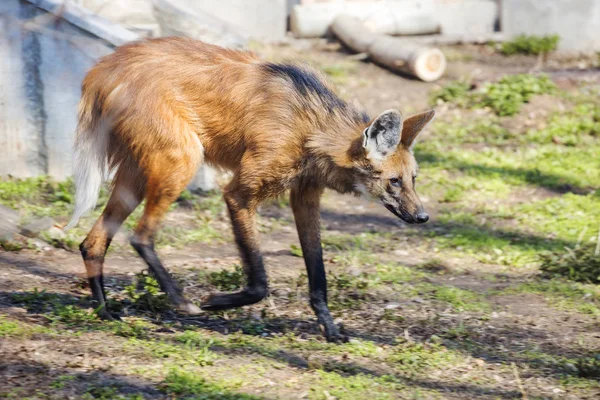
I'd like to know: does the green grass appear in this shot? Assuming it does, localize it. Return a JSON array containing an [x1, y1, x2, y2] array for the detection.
[[430, 80, 471, 106], [478, 74, 556, 116], [539, 244, 600, 283], [501, 34, 560, 56], [136, 337, 218, 367], [320, 61, 358, 85], [387, 341, 466, 375], [204, 264, 246, 291], [413, 284, 490, 312], [502, 280, 600, 316], [525, 104, 600, 146], [0, 177, 76, 222], [516, 193, 600, 241], [418, 141, 599, 194], [310, 371, 407, 400], [431, 74, 556, 116], [125, 273, 171, 314], [160, 369, 262, 399], [0, 317, 22, 337]]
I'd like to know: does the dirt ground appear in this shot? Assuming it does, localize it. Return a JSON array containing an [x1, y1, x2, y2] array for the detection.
[[1, 40, 600, 400]]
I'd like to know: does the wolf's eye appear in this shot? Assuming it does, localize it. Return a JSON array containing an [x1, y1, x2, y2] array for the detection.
[[390, 178, 402, 188]]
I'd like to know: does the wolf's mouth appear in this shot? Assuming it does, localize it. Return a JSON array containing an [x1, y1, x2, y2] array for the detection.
[[384, 203, 416, 224]]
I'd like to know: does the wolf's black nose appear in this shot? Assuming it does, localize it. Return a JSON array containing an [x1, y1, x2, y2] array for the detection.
[[415, 212, 429, 223]]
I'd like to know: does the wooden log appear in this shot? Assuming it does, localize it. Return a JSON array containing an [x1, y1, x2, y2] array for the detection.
[[332, 15, 446, 82], [290, 1, 439, 38], [330, 13, 378, 53], [369, 37, 446, 82]]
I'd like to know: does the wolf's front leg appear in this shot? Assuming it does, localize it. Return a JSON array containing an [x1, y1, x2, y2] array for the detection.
[[201, 183, 268, 310], [291, 185, 347, 343]]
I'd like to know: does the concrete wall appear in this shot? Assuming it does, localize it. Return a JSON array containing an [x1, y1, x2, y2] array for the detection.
[[0, 0, 218, 190], [0, 0, 114, 180], [161, 0, 287, 42], [502, 0, 600, 55]]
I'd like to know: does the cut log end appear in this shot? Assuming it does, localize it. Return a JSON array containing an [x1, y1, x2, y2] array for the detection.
[[413, 48, 447, 82]]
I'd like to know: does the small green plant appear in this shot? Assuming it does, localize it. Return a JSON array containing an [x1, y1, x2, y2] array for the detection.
[[501, 34, 560, 56], [577, 355, 600, 378], [478, 74, 556, 116], [50, 375, 76, 389], [48, 304, 100, 325], [0, 318, 21, 337], [329, 272, 372, 310], [125, 273, 170, 313], [540, 244, 600, 283], [526, 103, 600, 146], [430, 74, 555, 116], [11, 288, 63, 311], [290, 244, 303, 257], [83, 385, 145, 400], [206, 264, 245, 291], [430, 81, 471, 106], [112, 319, 150, 338], [0, 239, 23, 252], [441, 187, 463, 203], [160, 369, 260, 399], [388, 342, 462, 375]]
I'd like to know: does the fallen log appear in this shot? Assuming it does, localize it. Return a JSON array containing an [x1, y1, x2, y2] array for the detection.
[[332, 15, 446, 82]]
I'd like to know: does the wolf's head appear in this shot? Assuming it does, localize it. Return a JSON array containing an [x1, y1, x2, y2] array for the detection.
[[355, 109, 434, 224]]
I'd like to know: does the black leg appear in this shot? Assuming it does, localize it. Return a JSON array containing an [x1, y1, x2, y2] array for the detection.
[[290, 184, 347, 343], [201, 187, 268, 310], [130, 239, 201, 314]]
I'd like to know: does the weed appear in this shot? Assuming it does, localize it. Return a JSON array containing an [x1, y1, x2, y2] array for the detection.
[[0, 177, 78, 219], [11, 288, 64, 311], [156, 222, 221, 248], [539, 243, 600, 283], [159, 369, 260, 399], [321, 62, 357, 85], [290, 244, 303, 257], [418, 259, 450, 274], [478, 74, 556, 116], [442, 322, 473, 340], [517, 193, 600, 242], [139, 337, 217, 367], [376, 264, 426, 284], [112, 319, 151, 339], [0, 239, 23, 252], [328, 272, 372, 310], [50, 375, 76, 389], [430, 74, 556, 116], [501, 34, 560, 56], [0, 318, 21, 337], [441, 187, 463, 203], [577, 355, 600, 378], [205, 264, 245, 291], [125, 273, 170, 314], [175, 330, 214, 348], [195, 190, 226, 217], [83, 385, 145, 400], [505, 280, 600, 316], [48, 304, 99, 325], [429, 285, 490, 312], [430, 80, 472, 106], [526, 103, 600, 146], [388, 341, 463, 375]]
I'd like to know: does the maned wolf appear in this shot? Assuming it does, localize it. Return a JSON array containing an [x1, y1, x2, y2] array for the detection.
[[67, 37, 434, 342]]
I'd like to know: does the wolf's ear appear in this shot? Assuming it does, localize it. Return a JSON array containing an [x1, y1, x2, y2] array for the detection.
[[401, 110, 435, 149], [363, 109, 403, 161]]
